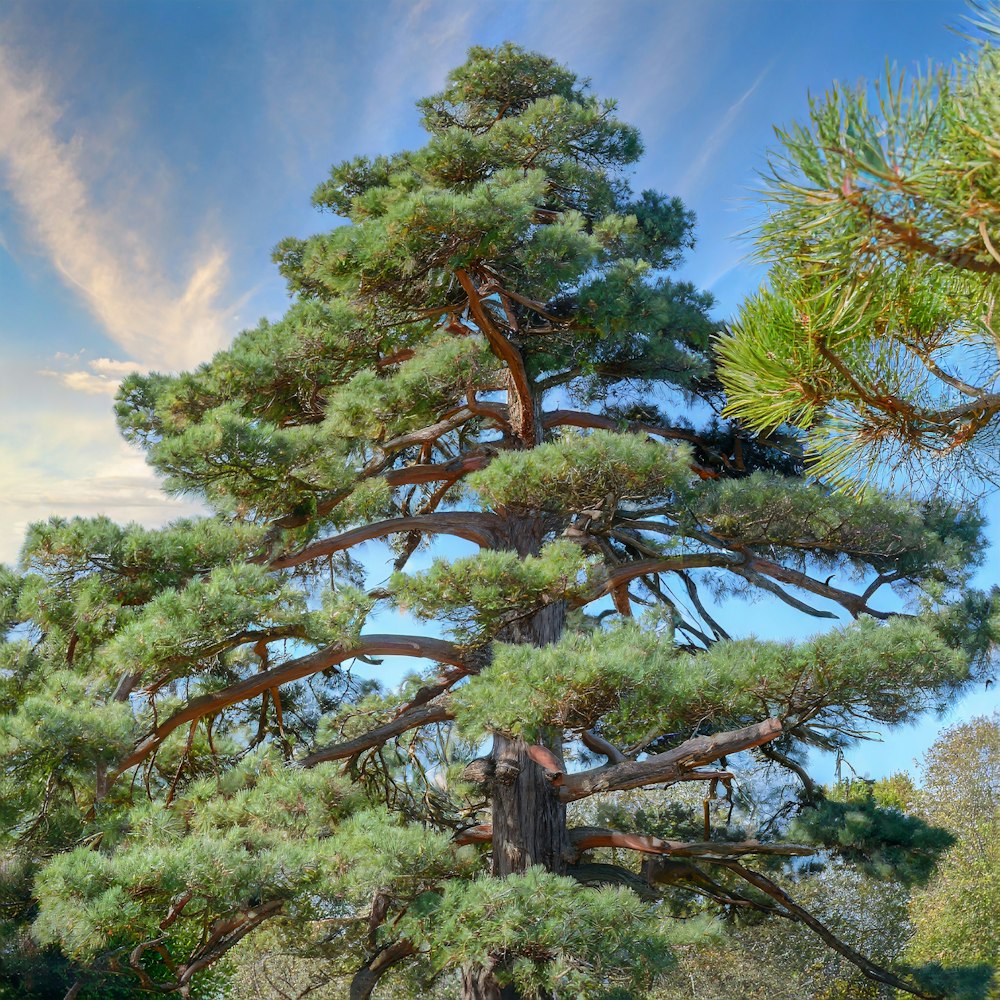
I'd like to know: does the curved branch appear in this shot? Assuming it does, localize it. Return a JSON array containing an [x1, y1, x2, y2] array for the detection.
[[300, 702, 455, 767], [573, 553, 742, 607], [456, 268, 535, 443], [559, 718, 783, 802], [269, 512, 502, 569], [746, 555, 888, 619], [759, 744, 818, 801], [543, 409, 733, 467], [565, 862, 661, 900], [580, 729, 628, 764], [730, 565, 839, 619], [111, 636, 466, 783], [350, 941, 417, 1000]]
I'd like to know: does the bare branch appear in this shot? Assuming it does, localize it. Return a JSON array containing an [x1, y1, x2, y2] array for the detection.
[[559, 718, 783, 802], [720, 860, 937, 998], [300, 702, 455, 767], [566, 826, 815, 860], [269, 512, 502, 569], [350, 941, 417, 1000], [580, 729, 628, 764]]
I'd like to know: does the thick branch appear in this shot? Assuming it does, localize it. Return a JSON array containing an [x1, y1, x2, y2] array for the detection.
[[559, 718, 783, 802], [566, 826, 814, 860], [543, 409, 733, 467], [269, 512, 502, 569], [573, 553, 742, 607], [350, 941, 417, 1000], [580, 729, 628, 764], [565, 862, 661, 900], [111, 636, 465, 783], [456, 268, 535, 443]]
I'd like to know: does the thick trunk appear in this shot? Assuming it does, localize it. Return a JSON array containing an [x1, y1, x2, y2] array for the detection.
[[491, 732, 568, 877], [462, 517, 568, 1000]]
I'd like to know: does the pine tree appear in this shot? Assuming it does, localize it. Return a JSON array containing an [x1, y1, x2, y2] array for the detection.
[[1, 44, 996, 1000], [715, 7, 1000, 494]]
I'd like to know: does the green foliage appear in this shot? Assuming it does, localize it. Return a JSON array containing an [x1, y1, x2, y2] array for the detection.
[[454, 615, 972, 746], [905, 715, 1000, 997], [391, 540, 595, 641], [395, 867, 673, 998], [468, 431, 692, 514], [2, 37, 992, 1000], [692, 473, 984, 581], [716, 22, 1000, 492], [789, 782, 954, 886]]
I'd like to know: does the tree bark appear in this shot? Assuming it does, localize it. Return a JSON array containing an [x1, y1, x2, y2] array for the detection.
[[461, 964, 520, 1000], [463, 516, 567, 999]]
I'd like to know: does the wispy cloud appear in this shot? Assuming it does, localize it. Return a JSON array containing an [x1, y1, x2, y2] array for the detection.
[[0, 47, 237, 372], [676, 62, 773, 198]]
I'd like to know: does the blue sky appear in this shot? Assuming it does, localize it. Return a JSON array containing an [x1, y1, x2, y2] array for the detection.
[[0, 0, 995, 776]]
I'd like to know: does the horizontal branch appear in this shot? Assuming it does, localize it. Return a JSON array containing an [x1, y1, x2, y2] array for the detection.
[[573, 553, 742, 607], [110, 635, 466, 784], [567, 826, 815, 860], [268, 512, 502, 569], [558, 718, 783, 802], [542, 409, 732, 467]]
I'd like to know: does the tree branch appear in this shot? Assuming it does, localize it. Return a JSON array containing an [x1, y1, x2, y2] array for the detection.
[[558, 718, 783, 802], [542, 408, 733, 467], [350, 941, 417, 1000], [110, 636, 466, 784], [268, 512, 502, 569], [565, 862, 661, 900], [300, 702, 455, 767], [719, 860, 938, 999], [566, 826, 815, 860], [456, 268, 535, 444], [573, 553, 742, 607], [580, 729, 628, 764]]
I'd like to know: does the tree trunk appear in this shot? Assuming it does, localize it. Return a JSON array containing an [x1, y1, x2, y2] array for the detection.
[[462, 516, 568, 999], [461, 964, 520, 1000]]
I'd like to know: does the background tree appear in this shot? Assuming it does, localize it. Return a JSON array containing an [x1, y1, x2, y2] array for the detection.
[[715, 6, 1000, 494], [1, 44, 996, 1000], [903, 714, 1000, 999]]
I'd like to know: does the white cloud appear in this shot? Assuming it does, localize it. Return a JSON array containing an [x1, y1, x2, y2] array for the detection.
[[0, 47, 237, 371], [38, 356, 152, 395], [0, 369, 202, 564]]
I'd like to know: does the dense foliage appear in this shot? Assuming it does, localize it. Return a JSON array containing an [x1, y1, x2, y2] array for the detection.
[[1, 43, 997, 1000], [716, 6, 1000, 493]]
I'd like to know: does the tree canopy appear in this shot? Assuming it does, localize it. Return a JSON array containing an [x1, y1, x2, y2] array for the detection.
[[1, 43, 997, 1000], [716, 7, 1000, 494]]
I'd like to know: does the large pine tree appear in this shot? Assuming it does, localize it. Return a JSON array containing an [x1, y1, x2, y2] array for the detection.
[[1, 45, 994, 1000]]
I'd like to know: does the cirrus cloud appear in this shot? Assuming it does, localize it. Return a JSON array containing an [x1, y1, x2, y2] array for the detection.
[[0, 46, 237, 372]]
